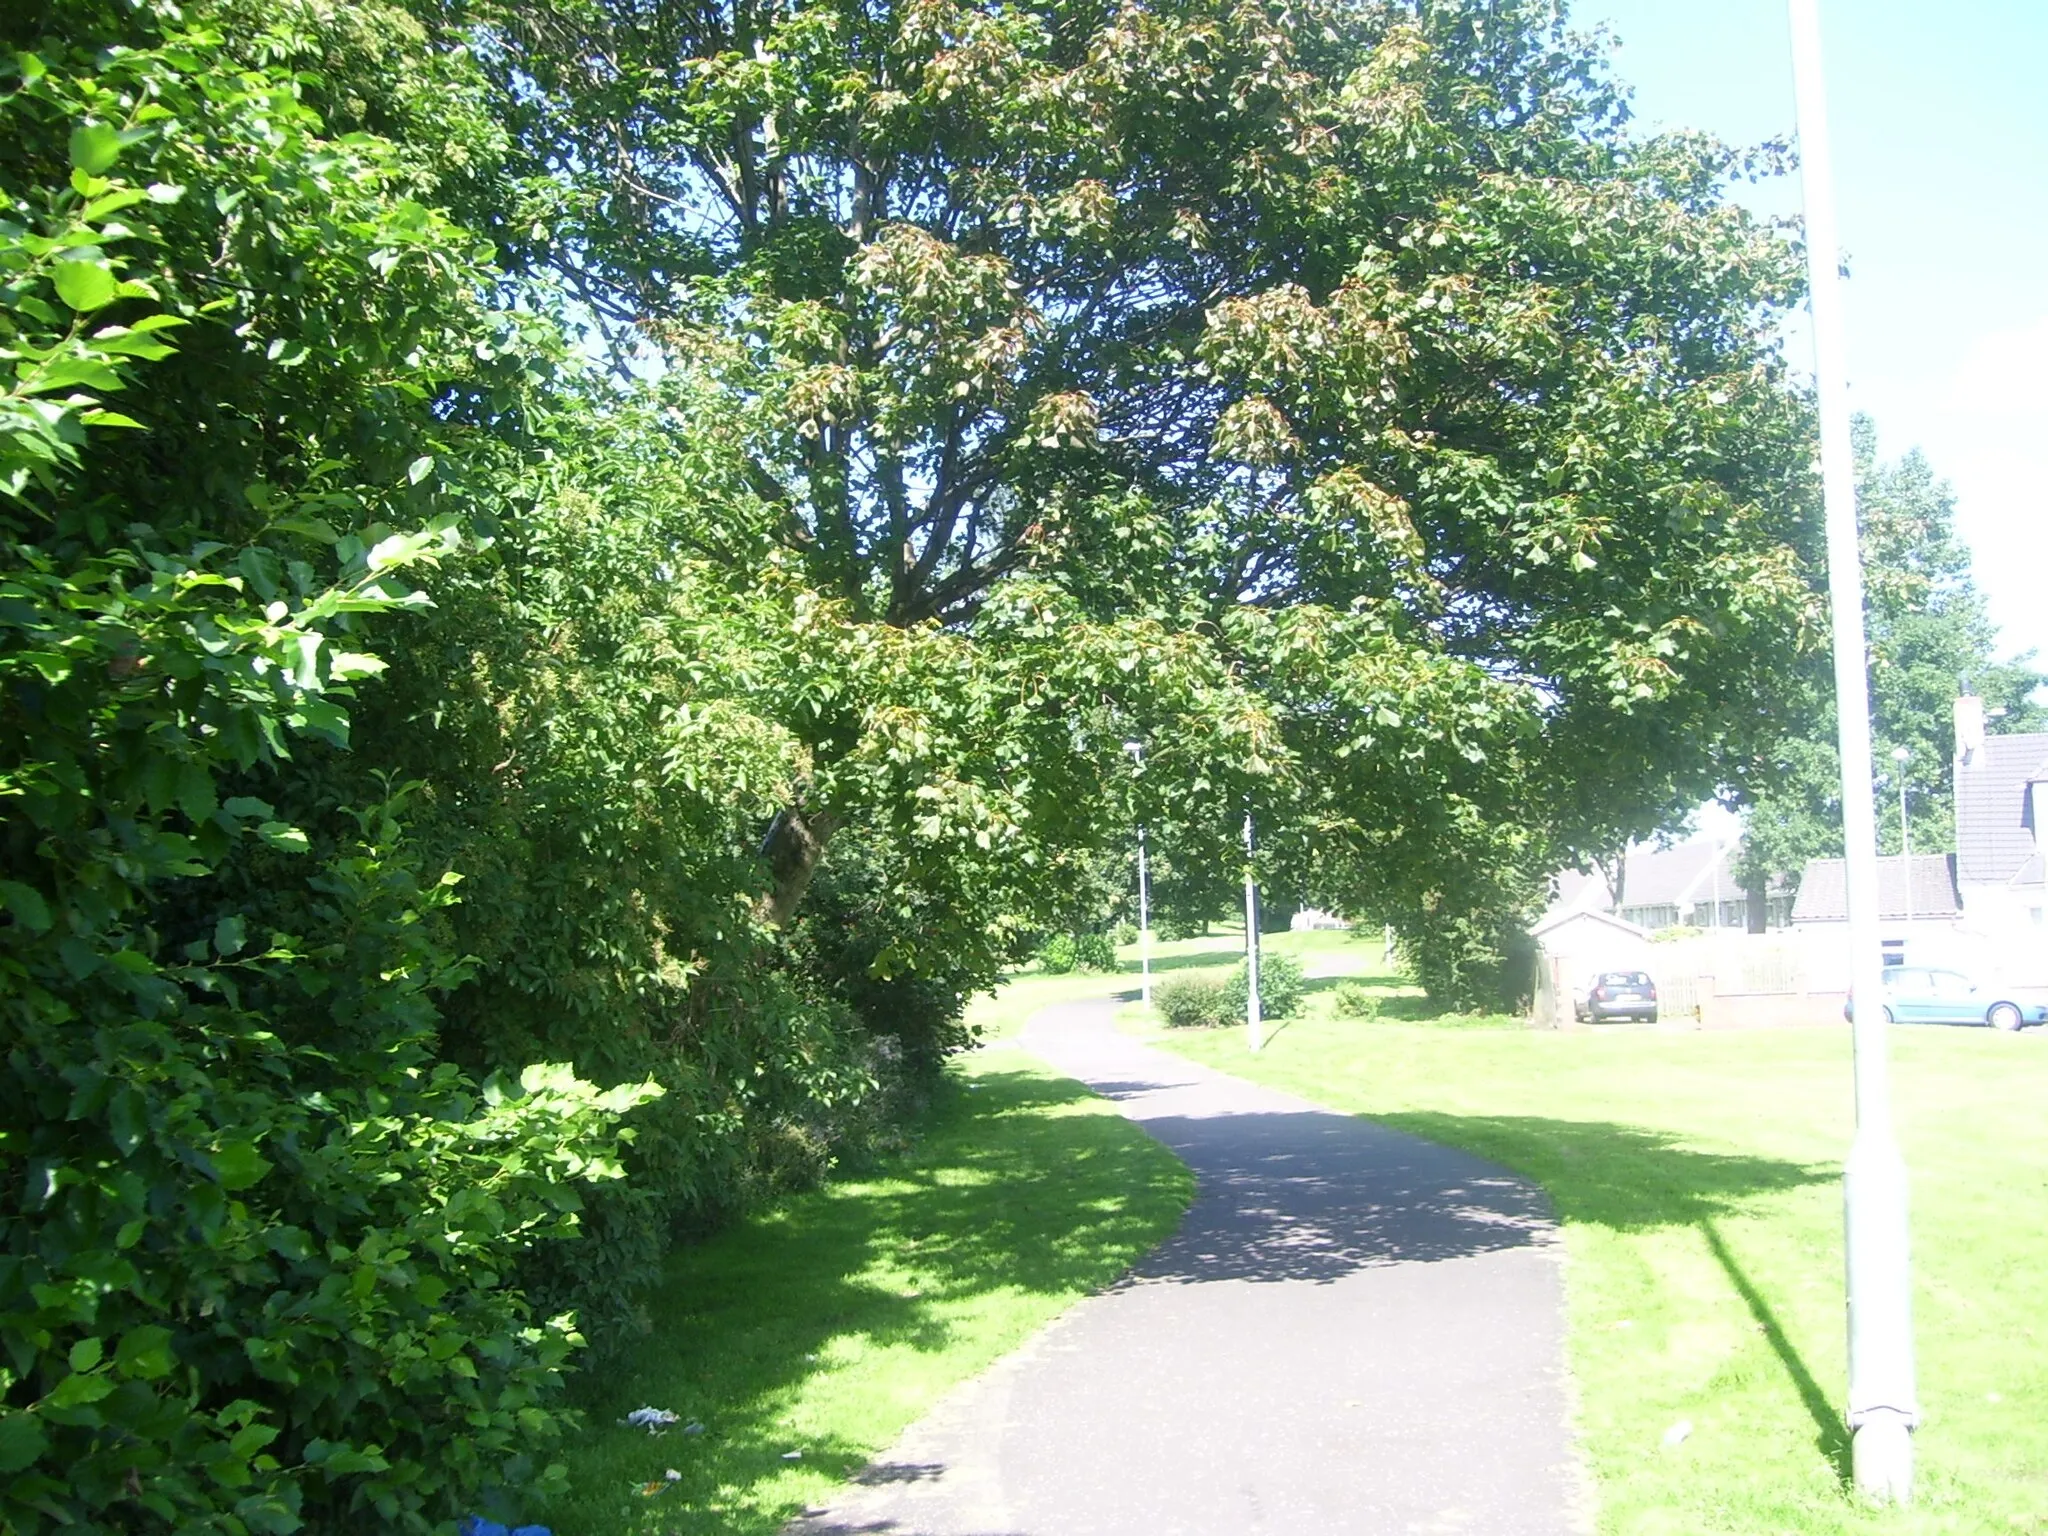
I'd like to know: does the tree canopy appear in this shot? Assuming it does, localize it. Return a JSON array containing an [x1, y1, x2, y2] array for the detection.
[[1739, 417, 2044, 891], [468, 0, 1824, 987]]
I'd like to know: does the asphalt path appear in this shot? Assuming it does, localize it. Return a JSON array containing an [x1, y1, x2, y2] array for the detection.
[[787, 996, 1585, 1536]]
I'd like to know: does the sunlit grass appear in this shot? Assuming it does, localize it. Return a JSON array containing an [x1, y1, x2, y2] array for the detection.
[[546, 1048, 1192, 1536]]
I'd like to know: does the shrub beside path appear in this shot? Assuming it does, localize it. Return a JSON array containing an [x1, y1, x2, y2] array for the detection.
[[788, 995, 1587, 1535]]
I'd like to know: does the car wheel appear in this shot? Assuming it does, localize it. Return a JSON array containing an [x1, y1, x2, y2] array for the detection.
[[1989, 1002, 2024, 1032], [1882, 1006, 1895, 1024], [1647, 1009, 1659, 1024]]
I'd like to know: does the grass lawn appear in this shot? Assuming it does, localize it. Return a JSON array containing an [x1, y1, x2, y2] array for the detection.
[[1161, 981, 2048, 1534], [544, 1047, 1191, 1536]]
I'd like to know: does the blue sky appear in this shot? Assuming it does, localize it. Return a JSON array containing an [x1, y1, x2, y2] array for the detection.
[[1569, 0, 2048, 668]]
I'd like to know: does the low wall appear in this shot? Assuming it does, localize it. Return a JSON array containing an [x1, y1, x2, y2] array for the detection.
[[1696, 990, 1846, 1030], [1535, 964, 1847, 1031]]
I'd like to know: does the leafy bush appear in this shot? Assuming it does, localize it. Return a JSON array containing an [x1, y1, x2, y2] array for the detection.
[[1155, 974, 1231, 1029], [1331, 982, 1384, 1020], [1110, 921, 1139, 947], [1072, 931, 1118, 972], [1, 800, 662, 1534], [1036, 934, 1079, 974], [1399, 909, 1538, 1012], [0, 18, 662, 1529], [1221, 952, 1308, 1020]]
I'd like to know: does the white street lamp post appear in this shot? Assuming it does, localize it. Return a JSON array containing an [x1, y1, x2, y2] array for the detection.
[[1787, 0, 1919, 1501], [1123, 742, 1152, 1006], [1893, 746, 1912, 927], [1243, 810, 1263, 1053]]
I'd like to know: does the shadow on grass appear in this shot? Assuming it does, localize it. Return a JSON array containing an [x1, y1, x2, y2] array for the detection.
[[1368, 994, 1517, 1025], [1366, 1112, 1828, 1230], [1703, 1218, 1852, 1483], [1368, 1110, 1848, 1483], [1136, 948, 1243, 977], [545, 1067, 1188, 1536]]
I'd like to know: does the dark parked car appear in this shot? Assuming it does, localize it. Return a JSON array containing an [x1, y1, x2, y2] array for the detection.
[[1577, 970, 1659, 1024]]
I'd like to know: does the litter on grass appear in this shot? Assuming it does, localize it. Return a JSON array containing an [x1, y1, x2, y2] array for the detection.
[[623, 1406, 681, 1431], [635, 1467, 688, 1497]]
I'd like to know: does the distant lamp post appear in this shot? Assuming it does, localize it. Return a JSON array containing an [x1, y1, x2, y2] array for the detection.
[[1243, 809, 1263, 1052], [1122, 742, 1152, 1006], [1892, 746, 1912, 926], [1788, 0, 1920, 1501]]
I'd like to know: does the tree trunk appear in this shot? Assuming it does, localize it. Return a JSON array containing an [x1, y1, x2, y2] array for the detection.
[[756, 805, 841, 928], [1594, 850, 1627, 914]]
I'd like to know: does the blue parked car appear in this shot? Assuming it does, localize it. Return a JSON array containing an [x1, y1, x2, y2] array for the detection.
[[1862, 967, 2048, 1031]]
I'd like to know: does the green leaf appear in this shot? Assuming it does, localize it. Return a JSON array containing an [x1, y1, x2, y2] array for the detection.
[[52, 258, 118, 312], [68, 1338, 103, 1373], [68, 122, 122, 175], [256, 822, 309, 854], [214, 914, 248, 956], [107, 1086, 147, 1157], [0, 880, 52, 933], [211, 1141, 272, 1192], [115, 1324, 175, 1380], [46, 1371, 115, 1409], [406, 454, 435, 485], [0, 1411, 47, 1474]]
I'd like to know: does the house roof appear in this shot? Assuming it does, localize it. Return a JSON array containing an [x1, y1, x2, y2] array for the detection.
[[1790, 854, 1961, 922], [1956, 730, 2048, 886], [1550, 837, 1748, 914], [1529, 907, 1650, 943]]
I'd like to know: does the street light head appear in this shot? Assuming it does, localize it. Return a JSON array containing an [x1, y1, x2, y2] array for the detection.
[[1122, 740, 1144, 762], [1890, 746, 1910, 763]]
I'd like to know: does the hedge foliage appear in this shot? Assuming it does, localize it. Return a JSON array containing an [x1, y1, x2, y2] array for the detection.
[[0, 11, 676, 1527], [1155, 974, 1231, 1030]]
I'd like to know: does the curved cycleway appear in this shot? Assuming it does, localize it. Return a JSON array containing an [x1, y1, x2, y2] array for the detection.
[[788, 995, 1585, 1535]]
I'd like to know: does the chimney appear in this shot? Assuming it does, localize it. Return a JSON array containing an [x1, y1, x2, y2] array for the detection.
[[1954, 694, 1986, 766]]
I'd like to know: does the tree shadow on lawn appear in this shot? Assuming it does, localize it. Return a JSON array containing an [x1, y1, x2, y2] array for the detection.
[[546, 1067, 1188, 1536], [1373, 1110, 1849, 1483], [1135, 948, 1243, 977], [1367, 994, 1517, 1025]]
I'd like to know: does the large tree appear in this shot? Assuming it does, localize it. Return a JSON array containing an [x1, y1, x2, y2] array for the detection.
[[467, 0, 1823, 980], [1739, 417, 2044, 891]]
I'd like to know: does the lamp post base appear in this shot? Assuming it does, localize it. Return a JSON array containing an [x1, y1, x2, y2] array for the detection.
[[1852, 1410, 1913, 1504]]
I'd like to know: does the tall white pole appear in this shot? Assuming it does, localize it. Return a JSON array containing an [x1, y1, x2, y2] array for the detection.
[[1787, 0, 1918, 1501], [1124, 741, 1153, 1006], [1895, 748, 1913, 927], [1243, 811, 1263, 1053], [1137, 825, 1153, 1006]]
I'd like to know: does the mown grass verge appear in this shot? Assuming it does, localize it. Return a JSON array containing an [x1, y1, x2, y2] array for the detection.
[[1163, 1004, 2048, 1535], [544, 1047, 1193, 1536]]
